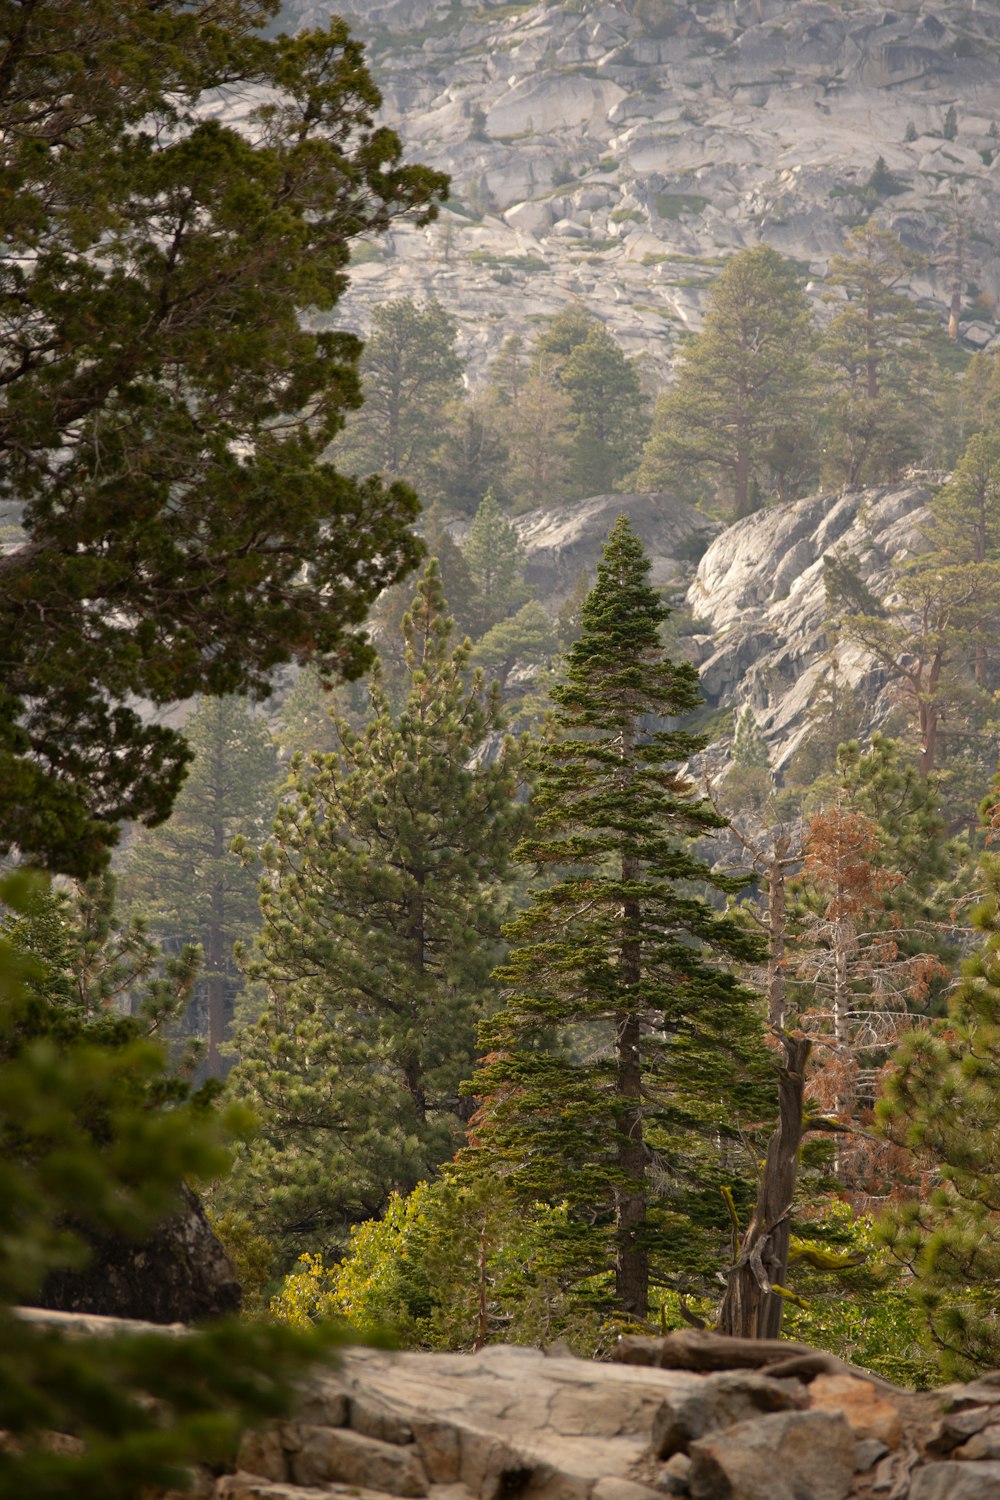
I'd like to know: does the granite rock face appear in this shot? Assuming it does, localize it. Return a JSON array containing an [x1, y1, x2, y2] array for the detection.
[[22, 1318, 1000, 1499], [509, 490, 716, 606], [270, 0, 1000, 379], [38, 1183, 242, 1325], [464, 479, 934, 774], [684, 481, 934, 768]]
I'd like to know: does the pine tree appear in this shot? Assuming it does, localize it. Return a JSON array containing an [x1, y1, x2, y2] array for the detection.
[[466, 518, 770, 1318], [495, 371, 575, 512], [878, 845, 1000, 1375], [220, 563, 524, 1264], [819, 225, 934, 486], [927, 431, 1000, 691], [431, 394, 510, 515], [825, 549, 1000, 779], [636, 246, 817, 517], [337, 298, 463, 493], [117, 697, 280, 1076]]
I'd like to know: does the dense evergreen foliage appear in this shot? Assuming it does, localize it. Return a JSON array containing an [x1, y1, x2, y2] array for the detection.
[[466, 518, 771, 1317], [219, 564, 524, 1264], [9, 0, 1000, 1409], [637, 246, 816, 516], [0, 0, 445, 876], [879, 843, 1000, 1375]]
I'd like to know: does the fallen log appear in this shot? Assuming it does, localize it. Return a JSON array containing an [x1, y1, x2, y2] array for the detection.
[[613, 1327, 909, 1393]]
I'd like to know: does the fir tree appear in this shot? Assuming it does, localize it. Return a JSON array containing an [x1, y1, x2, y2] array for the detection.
[[221, 563, 524, 1264], [461, 490, 528, 630], [117, 697, 280, 1076], [467, 518, 770, 1318]]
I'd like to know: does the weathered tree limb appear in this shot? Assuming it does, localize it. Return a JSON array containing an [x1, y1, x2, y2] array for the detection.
[[715, 1031, 812, 1340]]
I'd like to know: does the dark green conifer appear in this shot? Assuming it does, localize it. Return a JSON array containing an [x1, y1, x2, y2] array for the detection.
[[467, 518, 769, 1318], [221, 562, 524, 1264]]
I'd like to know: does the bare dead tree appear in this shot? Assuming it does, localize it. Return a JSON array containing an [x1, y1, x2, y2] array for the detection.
[[716, 1031, 812, 1339]]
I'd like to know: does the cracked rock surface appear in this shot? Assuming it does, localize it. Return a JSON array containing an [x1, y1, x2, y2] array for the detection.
[[209, 1341, 1000, 1500], [268, 0, 1000, 379], [20, 1316, 1000, 1500]]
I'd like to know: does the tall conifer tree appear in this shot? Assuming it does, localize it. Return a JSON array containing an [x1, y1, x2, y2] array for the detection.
[[117, 697, 280, 1077], [221, 563, 524, 1264], [636, 246, 816, 516], [468, 518, 769, 1317]]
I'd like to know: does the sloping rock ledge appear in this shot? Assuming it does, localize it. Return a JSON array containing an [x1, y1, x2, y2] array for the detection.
[[19, 1315, 1000, 1500]]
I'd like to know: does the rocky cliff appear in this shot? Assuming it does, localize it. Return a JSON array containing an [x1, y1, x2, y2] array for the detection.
[[273, 0, 1000, 377], [684, 480, 932, 769], [494, 480, 929, 769], [25, 1315, 998, 1500]]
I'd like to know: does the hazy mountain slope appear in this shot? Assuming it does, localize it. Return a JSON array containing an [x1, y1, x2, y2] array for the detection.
[[279, 0, 1000, 376]]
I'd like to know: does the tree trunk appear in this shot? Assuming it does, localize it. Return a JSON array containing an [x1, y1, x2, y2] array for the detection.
[[614, 1006, 648, 1316], [404, 882, 428, 1122], [206, 749, 228, 1078], [615, 718, 648, 1318], [733, 441, 752, 520], [918, 685, 940, 776], [766, 836, 789, 1030], [716, 1033, 811, 1339]]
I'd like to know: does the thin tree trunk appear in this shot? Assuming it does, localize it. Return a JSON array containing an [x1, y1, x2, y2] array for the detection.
[[616, 700, 647, 1317], [766, 835, 789, 1030], [734, 440, 752, 520], [474, 1219, 489, 1352], [404, 881, 428, 1122], [206, 733, 227, 1078], [615, 1007, 647, 1316], [918, 689, 940, 776], [716, 1033, 812, 1339]]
